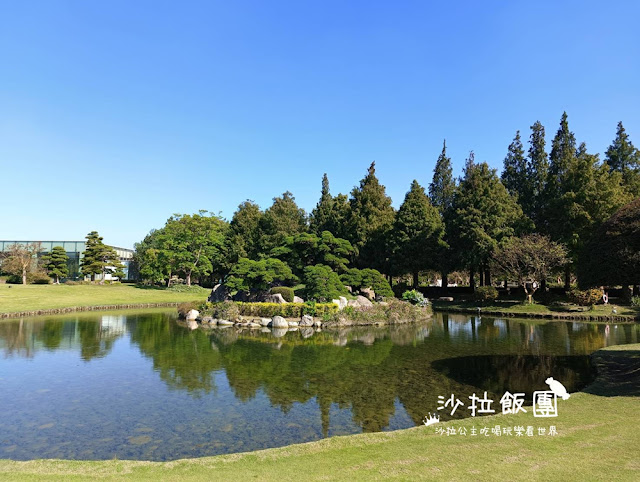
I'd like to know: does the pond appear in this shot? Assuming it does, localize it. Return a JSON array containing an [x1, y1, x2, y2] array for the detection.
[[0, 309, 638, 461]]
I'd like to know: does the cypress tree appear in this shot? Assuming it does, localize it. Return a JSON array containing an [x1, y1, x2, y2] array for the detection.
[[605, 121, 640, 197], [229, 200, 263, 260], [392, 180, 445, 287], [260, 192, 308, 253], [348, 162, 395, 273], [44, 246, 69, 284], [429, 140, 455, 212], [526, 121, 549, 228], [501, 131, 529, 203]]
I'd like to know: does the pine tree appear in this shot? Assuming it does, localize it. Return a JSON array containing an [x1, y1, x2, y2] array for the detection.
[[501, 131, 529, 206], [81, 231, 125, 282], [309, 173, 352, 238], [260, 192, 308, 253], [449, 162, 524, 289], [526, 121, 549, 227], [43, 246, 69, 284], [229, 200, 263, 260], [347, 162, 395, 273], [605, 121, 640, 197], [429, 140, 455, 212], [392, 180, 445, 287]]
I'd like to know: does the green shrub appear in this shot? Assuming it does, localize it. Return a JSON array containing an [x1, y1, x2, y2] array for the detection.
[[167, 284, 210, 293], [474, 286, 499, 302], [31, 272, 52, 284], [631, 296, 640, 307], [64, 280, 80, 285], [339, 267, 394, 299], [569, 288, 604, 306], [270, 286, 295, 302], [402, 289, 429, 307], [304, 264, 348, 302]]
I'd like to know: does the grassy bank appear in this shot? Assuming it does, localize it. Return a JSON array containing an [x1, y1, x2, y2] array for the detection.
[[433, 299, 639, 321], [0, 344, 637, 480], [0, 284, 209, 315]]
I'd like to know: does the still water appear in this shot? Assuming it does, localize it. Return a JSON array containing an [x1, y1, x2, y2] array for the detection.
[[0, 309, 637, 461]]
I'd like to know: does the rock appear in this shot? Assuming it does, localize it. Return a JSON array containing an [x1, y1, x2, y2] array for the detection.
[[288, 320, 299, 327], [185, 309, 199, 321], [313, 320, 322, 327], [217, 319, 234, 326], [347, 300, 359, 307], [288, 327, 299, 332], [293, 296, 305, 303], [261, 327, 271, 333], [201, 316, 215, 324], [438, 296, 454, 302], [272, 328, 288, 338], [264, 293, 287, 304], [361, 288, 375, 301], [270, 316, 289, 328], [208, 284, 230, 302], [332, 297, 348, 310], [247, 323, 261, 328], [300, 314, 314, 326], [187, 320, 198, 330], [345, 285, 352, 293], [356, 295, 373, 307], [260, 318, 271, 327]]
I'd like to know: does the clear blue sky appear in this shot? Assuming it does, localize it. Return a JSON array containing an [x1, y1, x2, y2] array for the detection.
[[1, 0, 639, 248]]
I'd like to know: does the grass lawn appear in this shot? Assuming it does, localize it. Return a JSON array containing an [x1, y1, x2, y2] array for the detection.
[[0, 345, 637, 481], [433, 299, 640, 318], [0, 284, 209, 314]]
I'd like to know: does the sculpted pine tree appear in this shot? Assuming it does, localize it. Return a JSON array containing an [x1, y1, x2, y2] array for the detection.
[[43, 246, 69, 284], [81, 231, 125, 282], [347, 162, 395, 273], [392, 180, 445, 287], [526, 121, 549, 228], [605, 121, 640, 197]]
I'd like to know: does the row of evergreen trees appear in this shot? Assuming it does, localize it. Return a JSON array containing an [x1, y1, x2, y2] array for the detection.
[[136, 112, 638, 290]]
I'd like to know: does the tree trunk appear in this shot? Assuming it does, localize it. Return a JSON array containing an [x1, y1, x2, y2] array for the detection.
[[55, 275, 59, 284], [633, 285, 639, 297], [484, 268, 491, 287], [469, 266, 476, 291], [413, 271, 419, 288], [442, 271, 449, 295], [622, 285, 632, 302], [564, 265, 571, 292], [22, 267, 27, 285], [186, 272, 192, 286], [91, 273, 95, 282], [479, 265, 485, 287]]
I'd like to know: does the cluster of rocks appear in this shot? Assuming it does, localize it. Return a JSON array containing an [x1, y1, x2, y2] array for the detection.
[[185, 310, 322, 330]]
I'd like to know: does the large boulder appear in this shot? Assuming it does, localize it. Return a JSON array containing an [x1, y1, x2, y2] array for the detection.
[[293, 296, 305, 303], [361, 288, 375, 301], [270, 316, 289, 328], [217, 319, 234, 326], [332, 297, 348, 310], [259, 318, 272, 327], [356, 295, 373, 307], [208, 284, 230, 302], [300, 314, 314, 326], [288, 320, 299, 327], [264, 293, 287, 304], [186, 309, 200, 321]]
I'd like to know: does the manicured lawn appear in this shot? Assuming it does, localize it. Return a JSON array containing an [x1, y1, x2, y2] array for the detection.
[[0, 345, 637, 480], [0, 284, 209, 314], [433, 299, 640, 318]]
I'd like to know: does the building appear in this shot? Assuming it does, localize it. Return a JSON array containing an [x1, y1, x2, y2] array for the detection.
[[0, 240, 135, 281]]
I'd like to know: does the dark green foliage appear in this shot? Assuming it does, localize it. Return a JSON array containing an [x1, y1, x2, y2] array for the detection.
[[81, 231, 125, 281], [473, 286, 498, 302], [526, 121, 549, 228], [577, 198, 640, 288], [347, 162, 395, 272], [260, 192, 308, 253], [226, 258, 297, 293], [270, 231, 354, 277], [429, 140, 455, 212], [501, 131, 529, 205], [401, 289, 428, 307], [569, 288, 603, 306], [229, 200, 263, 261], [30, 271, 52, 284], [309, 174, 351, 239], [42, 246, 69, 283], [270, 286, 295, 302], [199, 301, 338, 318], [392, 180, 445, 284], [339, 267, 393, 298], [605, 121, 640, 197], [449, 162, 524, 272], [303, 264, 348, 302]]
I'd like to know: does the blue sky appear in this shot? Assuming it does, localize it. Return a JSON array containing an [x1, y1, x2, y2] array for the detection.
[[1, 0, 639, 248]]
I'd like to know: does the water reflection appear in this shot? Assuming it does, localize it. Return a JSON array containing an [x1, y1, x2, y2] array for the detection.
[[0, 310, 637, 461]]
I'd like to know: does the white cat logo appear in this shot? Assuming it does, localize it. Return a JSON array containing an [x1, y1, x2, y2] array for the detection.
[[545, 377, 570, 400], [423, 413, 440, 426]]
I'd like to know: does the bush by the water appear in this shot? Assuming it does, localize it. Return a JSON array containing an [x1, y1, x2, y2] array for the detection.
[[474, 286, 499, 302], [270, 286, 295, 302], [402, 289, 429, 307], [303, 264, 347, 301], [632, 296, 640, 307], [339, 268, 393, 298], [329, 299, 431, 325], [569, 288, 604, 306], [198, 301, 339, 319]]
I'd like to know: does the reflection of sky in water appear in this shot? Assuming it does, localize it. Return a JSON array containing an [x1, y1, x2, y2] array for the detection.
[[0, 309, 637, 461]]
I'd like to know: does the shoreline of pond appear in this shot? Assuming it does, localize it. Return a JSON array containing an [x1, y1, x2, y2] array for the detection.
[[0, 302, 185, 320], [434, 305, 639, 323]]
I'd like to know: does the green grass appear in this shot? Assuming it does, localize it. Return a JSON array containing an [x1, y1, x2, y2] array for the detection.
[[433, 299, 640, 318], [0, 284, 210, 314], [0, 344, 638, 480]]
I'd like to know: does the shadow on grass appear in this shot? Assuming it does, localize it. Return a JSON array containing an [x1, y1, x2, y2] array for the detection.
[[583, 348, 640, 397]]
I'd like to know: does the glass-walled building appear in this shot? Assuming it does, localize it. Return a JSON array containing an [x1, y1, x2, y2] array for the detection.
[[0, 240, 134, 280]]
